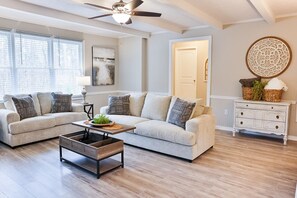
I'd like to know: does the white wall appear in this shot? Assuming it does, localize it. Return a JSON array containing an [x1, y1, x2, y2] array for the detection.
[[118, 37, 146, 92]]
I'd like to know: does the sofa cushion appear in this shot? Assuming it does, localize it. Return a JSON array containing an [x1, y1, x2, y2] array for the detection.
[[129, 92, 147, 117], [12, 96, 37, 120], [135, 120, 196, 146], [37, 92, 52, 115], [51, 93, 73, 113], [106, 115, 149, 131], [9, 116, 56, 135], [44, 112, 87, 126], [141, 93, 171, 121], [3, 94, 41, 116], [166, 97, 204, 121], [107, 95, 130, 115], [168, 98, 196, 129]]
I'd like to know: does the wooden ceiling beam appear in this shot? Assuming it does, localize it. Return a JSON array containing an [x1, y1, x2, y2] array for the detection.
[[157, 0, 223, 29], [249, 0, 275, 24], [136, 17, 185, 34]]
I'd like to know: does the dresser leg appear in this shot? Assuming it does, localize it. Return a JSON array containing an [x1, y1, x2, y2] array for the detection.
[[232, 129, 236, 137], [284, 136, 288, 145]]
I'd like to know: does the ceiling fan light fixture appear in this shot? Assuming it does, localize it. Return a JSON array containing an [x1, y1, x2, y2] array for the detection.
[[112, 13, 130, 24]]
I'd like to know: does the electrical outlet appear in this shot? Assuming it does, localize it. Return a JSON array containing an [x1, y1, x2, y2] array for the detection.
[[224, 109, 228, 115]]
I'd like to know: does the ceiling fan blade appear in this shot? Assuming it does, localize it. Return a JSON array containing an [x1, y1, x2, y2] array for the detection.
[[125, 18, 132, 24], [132, 11, 162, 17], [84, 3, 112, 11], [88, 14, 112, 19], [124, 0, 143, 10]]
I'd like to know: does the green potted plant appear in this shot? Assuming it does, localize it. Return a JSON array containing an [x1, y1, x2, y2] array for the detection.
[[252, 80, 267, 101]]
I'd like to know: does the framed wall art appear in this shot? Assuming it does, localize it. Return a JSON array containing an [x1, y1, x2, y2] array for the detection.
[[246, 36, 292, 78], [92, 46, 115, 86]]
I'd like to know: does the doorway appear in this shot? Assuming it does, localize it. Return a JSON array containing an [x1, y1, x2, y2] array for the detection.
[[169, 36, 212, 106]]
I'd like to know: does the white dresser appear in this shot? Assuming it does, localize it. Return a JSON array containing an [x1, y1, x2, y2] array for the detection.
[[233, 99, 291, 145]]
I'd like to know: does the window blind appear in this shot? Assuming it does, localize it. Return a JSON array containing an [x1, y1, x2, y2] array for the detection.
[[0, 30, 83, 99]]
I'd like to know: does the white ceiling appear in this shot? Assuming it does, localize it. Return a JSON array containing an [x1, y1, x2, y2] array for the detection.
[[0, 0, 296, 38]]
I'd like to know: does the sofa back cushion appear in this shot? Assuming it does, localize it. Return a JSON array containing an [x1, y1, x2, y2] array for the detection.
[[107, 95, 130, 115], [129, 92, 147, 117], [141, 93, 171, 121], [3, 93, 41, 116], [37, 92, 52, 115], [12, 96, 37, 120], [166, 96, 204, 121]]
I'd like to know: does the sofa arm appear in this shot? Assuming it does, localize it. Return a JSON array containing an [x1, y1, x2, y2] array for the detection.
[[186, 113, 216, 155], [72, 103, 84, 112], [100, 106, 109, 114], [0, 109, 20, 134]]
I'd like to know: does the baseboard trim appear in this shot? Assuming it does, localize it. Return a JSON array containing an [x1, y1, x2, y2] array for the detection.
[[216, 125, 297, 141], [216, 125, 233, 132], [288, 135, 297, 141]]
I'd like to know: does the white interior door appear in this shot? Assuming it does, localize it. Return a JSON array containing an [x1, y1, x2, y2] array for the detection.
[[174, 47, 197, 99]]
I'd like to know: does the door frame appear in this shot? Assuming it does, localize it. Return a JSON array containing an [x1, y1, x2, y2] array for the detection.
[[169, 36, 212, 106]]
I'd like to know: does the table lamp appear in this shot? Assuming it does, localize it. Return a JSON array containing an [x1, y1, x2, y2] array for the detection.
[[77, 76, 91, 104]]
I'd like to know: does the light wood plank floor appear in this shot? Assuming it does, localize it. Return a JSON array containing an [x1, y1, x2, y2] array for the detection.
[[1, 130, 297, 198]]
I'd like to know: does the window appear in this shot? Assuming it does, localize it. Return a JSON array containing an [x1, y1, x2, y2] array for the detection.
[[0, 30, 83, 99]]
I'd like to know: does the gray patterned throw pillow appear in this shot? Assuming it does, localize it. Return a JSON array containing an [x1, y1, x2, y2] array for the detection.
[[107, 95, 130, 115], [168, 98, 196, 129], [51, 93, 72, 113], [12, 95, 37, 120]]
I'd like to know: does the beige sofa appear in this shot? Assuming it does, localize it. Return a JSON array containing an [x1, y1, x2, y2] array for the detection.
[[0, 92, 87, 147], [100, 93, 216, 162]]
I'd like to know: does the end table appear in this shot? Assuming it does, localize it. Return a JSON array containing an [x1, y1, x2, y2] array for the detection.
[[83, 103, 94, 120]]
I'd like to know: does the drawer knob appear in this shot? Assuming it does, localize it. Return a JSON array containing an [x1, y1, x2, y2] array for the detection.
[[246, 105, 248, 107], [240, 121, 243, 125], [241, 112, 243, 116], [275, 125, 279, 129], [276, 115, 279, 119], [271, 107, 274, 109]]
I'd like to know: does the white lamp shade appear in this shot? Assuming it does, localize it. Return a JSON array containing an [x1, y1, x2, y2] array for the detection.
[[77, 76, 91, 86], [112, 13, 130, 24]]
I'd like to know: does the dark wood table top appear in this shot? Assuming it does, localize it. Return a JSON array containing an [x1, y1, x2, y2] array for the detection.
[[72, 120, 136, 135]]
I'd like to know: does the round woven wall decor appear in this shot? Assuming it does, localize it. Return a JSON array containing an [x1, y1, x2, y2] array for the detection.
[[246, 36, 292, 78]]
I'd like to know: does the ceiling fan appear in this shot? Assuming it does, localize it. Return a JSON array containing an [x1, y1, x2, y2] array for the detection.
[[85, 0, 162, 25]]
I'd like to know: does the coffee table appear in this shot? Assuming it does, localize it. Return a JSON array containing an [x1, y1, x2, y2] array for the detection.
[[59, 120, 135, 178]]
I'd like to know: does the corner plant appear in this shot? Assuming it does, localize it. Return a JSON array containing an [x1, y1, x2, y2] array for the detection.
[[252, 80, 267, 101]]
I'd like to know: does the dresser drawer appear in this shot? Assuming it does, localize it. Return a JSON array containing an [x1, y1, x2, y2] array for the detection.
[[235, 102, 287, 111], [235, 109, 255, 119], [236, 109, 286, 122], [263, 111, 286, 122], [235, 118, 254, 128], [263, 121, 285, 134]]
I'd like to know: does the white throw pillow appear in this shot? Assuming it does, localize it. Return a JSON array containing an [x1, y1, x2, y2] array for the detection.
[[166, 96, 204, 122], [129, 92, 147, 117], [141, 93, 171, 121]]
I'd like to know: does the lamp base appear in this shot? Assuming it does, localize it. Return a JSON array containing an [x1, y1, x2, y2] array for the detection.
[[81, 88, 88, 104]]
